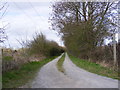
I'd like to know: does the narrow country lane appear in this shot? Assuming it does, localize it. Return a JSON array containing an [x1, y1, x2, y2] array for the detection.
[[22, 53, 118, 88], [22, 54, 81, 88]]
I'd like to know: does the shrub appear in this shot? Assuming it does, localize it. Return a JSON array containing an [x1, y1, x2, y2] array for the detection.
[[28, 33, 64, 57]]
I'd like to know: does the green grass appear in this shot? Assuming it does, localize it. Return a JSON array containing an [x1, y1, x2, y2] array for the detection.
[[3, 56, 13, 61], [2, 56, 57, 88], [57, 54, 65, 73], [0, 75, 1, 83], [69, 55, 119, 80]]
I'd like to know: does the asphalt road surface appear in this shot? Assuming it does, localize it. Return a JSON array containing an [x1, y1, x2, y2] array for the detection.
[[22, 53, 118, 88]]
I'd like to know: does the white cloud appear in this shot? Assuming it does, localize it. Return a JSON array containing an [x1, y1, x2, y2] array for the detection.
[[1, 2, 63, 49]]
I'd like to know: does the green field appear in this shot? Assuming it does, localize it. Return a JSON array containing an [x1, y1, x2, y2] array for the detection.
[[2, 56, 57, 88], [69, 55, 119, 80], [57, 54, 65, 73]]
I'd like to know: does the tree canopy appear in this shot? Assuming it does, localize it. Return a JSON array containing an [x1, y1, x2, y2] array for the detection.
[[50, 1, 118, 58]]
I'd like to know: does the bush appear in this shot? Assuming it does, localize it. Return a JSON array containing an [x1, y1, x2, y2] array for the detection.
[[28, 33, 64, 57], [69, 44, 117, 68]]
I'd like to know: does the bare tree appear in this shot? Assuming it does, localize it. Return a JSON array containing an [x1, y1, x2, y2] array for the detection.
[[0, 2, 9, 89], [0, 2, 9, 43]]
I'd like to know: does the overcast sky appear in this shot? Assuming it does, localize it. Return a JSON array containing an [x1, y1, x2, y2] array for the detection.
[[0, 1, 119, 49], [0, 1, 64, 49]]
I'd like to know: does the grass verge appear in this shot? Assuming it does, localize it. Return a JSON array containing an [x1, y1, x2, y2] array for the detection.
[[2, 56, 57, 88], [3, 56, 13, 61], [69, 55, 119, 80], [57, 54, 65, 73]]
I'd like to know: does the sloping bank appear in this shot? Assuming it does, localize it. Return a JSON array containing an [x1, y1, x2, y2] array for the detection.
[[2, 56, 57, 88], [68, 54, 119, 80]]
